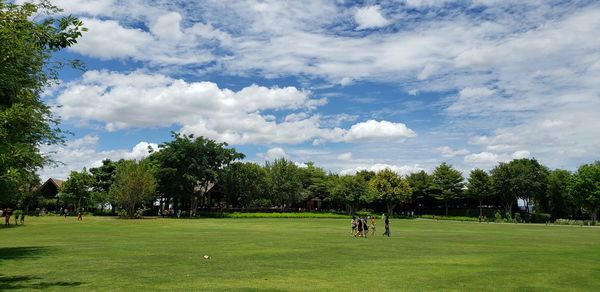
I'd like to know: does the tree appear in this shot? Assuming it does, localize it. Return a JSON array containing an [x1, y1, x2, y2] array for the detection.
[[265, 158, 303, 207], [330, 174, 370, 215], [466, 168, 492, 218], [569, 161, 600, 222], [109, 160, 156, 218], [546, 169, 573, 220], [407, 170, 432, 214], [431, 163, 464, 216], [298, 161, 330, 203], [149, 133, 244, 216], [369, 169, 412, 216], [491, 162, 516, 218], [0, 1, 85, 204], [89, 159, 119, 212], [220, 162, 268, 208], [60, 169, 93, 211]]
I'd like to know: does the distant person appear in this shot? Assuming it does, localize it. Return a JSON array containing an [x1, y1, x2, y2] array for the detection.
[[363, 217, 369, 238], [77, 210, 83, 221], [4, 209, 10, 226], [351, 216, 357, 236], [20, 213, 25, 225], [14, 212, 19, 225], [357, 216, 363, 237], [177, 209, 181, 218], [383, 216, 390, 237], [64, 209, 68, 218], [370, 216, 377, 237]]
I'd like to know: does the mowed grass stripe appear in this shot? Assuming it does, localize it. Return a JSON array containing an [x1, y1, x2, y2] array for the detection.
[[0, 217, 599, 291]]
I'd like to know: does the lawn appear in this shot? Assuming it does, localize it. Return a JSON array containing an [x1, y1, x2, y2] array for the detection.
[[1, 216, 599, 291]]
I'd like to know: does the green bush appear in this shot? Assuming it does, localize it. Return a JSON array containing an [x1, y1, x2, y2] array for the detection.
[[514, 213, 522, 223], [495, 211, 503, 223], [418, 215, 479, 222]]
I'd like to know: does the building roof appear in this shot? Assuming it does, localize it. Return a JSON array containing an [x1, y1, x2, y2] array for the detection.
[[39, 178, 64, 191]]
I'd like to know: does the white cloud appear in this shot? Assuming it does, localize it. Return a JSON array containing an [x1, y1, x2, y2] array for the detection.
[[39, 135, 157, 180], [150, 12, 184, 41], [436, 146, 470, 158], [355, 6, 390, 30], [55, 71, 413, 145], [464, 152, 499, 164], [340, 163, 423, 177], [264, 147, 288, 161], [512, 150, 530, 159], [337, 152, 353, 161], [343, 120, 416, 141]]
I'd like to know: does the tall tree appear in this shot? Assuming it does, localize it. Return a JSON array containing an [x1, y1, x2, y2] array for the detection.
[[298, 161, 330, 203], [109, 160, 156, 218], [265, 158, 302, 207], [546, 169, 573, 220], [149, 133, 244, 216], [431, 163, 464, 216], [466, 168, 492, 218], [329, 174, 370, 215], [60, 169, 93, 211], [407, 170, 432, 214], [491, 162, 516, 218], [569, 161, 600, 222], [220, 162, 268, 208], [89, 159, 119, 211], [508, 158, 549, 213], [0, 1, 85, 204], [370, 169, 412, 216]]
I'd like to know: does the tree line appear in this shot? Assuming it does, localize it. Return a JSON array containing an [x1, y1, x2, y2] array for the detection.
[[10, 132, 598, 222]]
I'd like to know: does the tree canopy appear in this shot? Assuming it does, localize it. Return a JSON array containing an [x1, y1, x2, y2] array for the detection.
[[431, 162, 464, 216], [370, 168, 412, 215]]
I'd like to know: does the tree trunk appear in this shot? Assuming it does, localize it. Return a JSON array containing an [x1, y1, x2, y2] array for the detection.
[[445, 199, 449, 217], [592, 208, 598, 223], [387, 203, 396, 216], [479, 199, 483, 219], [504, 202, 513, 219]]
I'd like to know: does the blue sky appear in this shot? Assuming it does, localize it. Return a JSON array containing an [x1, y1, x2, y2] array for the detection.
[[33, 0, 600, 179]]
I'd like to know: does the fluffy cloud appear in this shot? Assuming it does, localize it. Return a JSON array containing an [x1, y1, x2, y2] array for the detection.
[[55, 71, 414, 145], [264, 147, 288, 161], [464, 152, 499, 164], [436, 146, 470, 158], [39, 135, 157, 180], [337, 152, 353, 161], [343, 120, 416, 141], [354, 6, 390, 30]]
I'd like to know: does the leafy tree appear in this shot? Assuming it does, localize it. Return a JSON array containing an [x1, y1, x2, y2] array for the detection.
[[298, 161, 330, 203], [546, 169, 573, 220], [431, 162, 464, 216], [370, 169, 412, 216], [220, 162, 268, 208], [109, 160, 156, 218], [569, 161, 600, 222], [89, 159, 119, 212], [330, 174, 370, 215], [356, 170, 376, 182], [466, 168, 492, 218], [265, 158, 303, 207], [491, 162, 516, 218], [149, 133, 244, 216], [60, 169, 93, 211], [0, 1, 85, 204], [407, 170, 432, 213]]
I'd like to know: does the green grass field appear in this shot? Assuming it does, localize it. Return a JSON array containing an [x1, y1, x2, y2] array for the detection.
[[1, 216, 599, 291]]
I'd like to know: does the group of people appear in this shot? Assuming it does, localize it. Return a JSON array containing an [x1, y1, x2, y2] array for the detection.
[[351, 214, 391, 238], [1, 208, 25, 226], [158, 208, 182, 218]]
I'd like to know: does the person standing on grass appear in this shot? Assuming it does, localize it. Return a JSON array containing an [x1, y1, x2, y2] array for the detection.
[[363, 217, 369, 238], [14, 212, 19, 225], [370, 216, 377, 237], [357, 216, 363, 237], [20, 213, 25, 225], [351, 216, 357, 236], [383, 216, 390, 237], [77, 210, 83, 221]]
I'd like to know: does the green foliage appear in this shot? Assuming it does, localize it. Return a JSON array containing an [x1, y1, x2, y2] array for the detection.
[[265, 158, 302, 207], [149, 132, 244, 215], [431, 162, 464, 216], [495, 211, 503, 222], [407, 170, 432, 202], [514, 212, 522, 223], [546, 169, 573, 220], [569, 161, 600, 222], [60, 169, 93, 211], [329, 174, 371, 214], [109, 160, 157, 218], [418, 215, 479, 222], [298, 161, 330, 201], [220, 162, 268, 207], [0, 1, 85, 203], [369, 168, 412, 215]]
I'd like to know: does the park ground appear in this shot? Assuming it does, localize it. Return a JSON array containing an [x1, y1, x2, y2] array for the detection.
[[1, 216, 599, 291]]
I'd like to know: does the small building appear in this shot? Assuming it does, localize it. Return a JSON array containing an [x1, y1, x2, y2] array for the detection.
[[38, 178, 64, 199]]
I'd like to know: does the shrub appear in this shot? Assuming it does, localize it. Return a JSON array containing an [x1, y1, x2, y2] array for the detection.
[[495, 211, 503, 223], [514, 213, 522, 223], [418, 215, 479, 222]]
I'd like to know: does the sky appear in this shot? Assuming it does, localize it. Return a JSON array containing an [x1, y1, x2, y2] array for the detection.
[[30, 0, 600, 180]]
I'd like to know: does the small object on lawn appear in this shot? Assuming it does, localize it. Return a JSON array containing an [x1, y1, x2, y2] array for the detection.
[[203, 255, 210, 259]]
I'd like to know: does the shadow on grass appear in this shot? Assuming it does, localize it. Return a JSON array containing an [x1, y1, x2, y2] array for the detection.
[[0, 274, 84, 290], [0, 246, 51, 261]]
